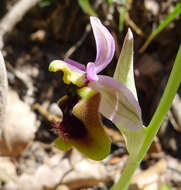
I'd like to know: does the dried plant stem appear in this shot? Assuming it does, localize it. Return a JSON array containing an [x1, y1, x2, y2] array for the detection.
[[0, 52, 8, 132], [0, 0, 42, 49]]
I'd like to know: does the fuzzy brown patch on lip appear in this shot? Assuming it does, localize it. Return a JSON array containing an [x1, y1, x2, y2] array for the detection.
[[57, 95, 87, 139], [59, 113, 87, 139]]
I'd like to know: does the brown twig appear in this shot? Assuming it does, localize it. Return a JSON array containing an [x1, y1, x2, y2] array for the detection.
[[32, 103, 61, 122], [0, 0, 42, 49]]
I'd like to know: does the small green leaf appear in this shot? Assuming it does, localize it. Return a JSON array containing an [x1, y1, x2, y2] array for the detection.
[[140, 1, 181, 52], [114, 29, 138, 100], [78, 0, 98, 17]]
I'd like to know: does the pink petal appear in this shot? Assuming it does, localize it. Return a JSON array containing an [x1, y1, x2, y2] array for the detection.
[[89, 17, 115, 74], [64, 59, 86, 71], [86, 62, 98, 81], [89, 75, 142, 131]]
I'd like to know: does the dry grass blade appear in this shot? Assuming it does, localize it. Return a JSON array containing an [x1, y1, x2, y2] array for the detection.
[[0, 51, 8, 132]]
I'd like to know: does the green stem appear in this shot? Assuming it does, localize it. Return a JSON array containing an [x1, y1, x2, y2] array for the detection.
[[111, 156, 139, 190], [139, 44, 181, 160], [111, 45, 181, 190]]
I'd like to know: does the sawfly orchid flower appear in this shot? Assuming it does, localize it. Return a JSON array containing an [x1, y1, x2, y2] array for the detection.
[[49, 17, 142, 160]]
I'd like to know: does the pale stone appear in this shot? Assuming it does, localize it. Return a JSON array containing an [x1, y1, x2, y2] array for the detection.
[[0, 89, 37, 156]]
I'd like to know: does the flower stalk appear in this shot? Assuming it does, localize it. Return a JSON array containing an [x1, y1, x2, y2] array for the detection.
[[111, 45, 181, 190]]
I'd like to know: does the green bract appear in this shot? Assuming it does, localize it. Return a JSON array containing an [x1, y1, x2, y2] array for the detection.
[[113, 29, 146, 158]]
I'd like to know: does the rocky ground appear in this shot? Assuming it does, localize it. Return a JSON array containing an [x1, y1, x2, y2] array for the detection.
[[0, 0, 181, 189]]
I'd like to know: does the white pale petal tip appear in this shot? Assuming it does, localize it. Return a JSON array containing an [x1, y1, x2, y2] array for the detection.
[[90, 16, 97, 22], [0, 51, 4, 63], [126, 28, 133, 41]]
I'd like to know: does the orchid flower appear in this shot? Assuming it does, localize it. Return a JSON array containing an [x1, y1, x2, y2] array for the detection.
[[49, 17, 142, 160]]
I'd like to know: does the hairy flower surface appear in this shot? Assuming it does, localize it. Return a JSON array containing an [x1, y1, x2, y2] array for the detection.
[[49, 17, 142, 160]]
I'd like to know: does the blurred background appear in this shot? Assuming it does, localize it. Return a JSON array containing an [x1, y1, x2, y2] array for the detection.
[[0, 0, 181, 189]]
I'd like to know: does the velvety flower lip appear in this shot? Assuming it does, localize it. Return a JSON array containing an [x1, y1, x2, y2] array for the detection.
[[54, 86, 111, 161]]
